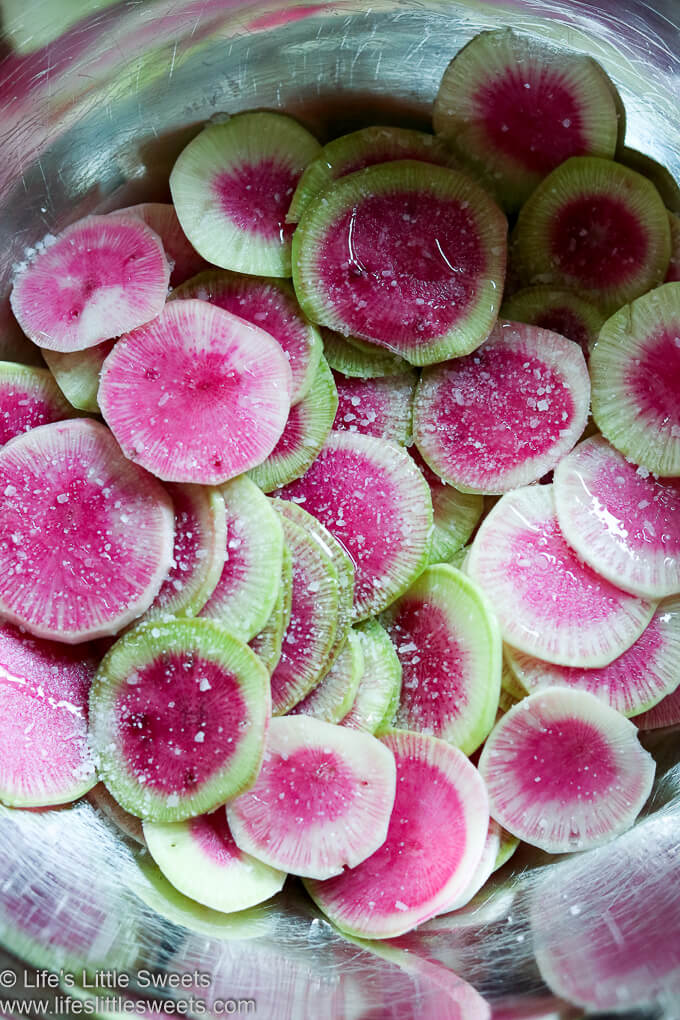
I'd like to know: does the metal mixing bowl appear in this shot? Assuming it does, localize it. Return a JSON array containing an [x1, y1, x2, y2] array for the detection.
[[0, 1, 678, 1016]]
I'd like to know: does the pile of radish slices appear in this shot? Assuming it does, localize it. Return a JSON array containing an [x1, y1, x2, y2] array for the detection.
[[1, 27, 679, 944]]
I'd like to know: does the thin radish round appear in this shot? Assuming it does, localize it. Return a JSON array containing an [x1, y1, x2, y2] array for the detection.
[[666, 212, 680, 282], [409, 448, 483, 565], [500, 286, 606, 359], [332, 368, 417, 445], [304, 730, 489, 939], [0, 418, 174, 642], [249, 545, 293, 675], [618, 147, 680, 216], [276, 431, 433, 620], [114, 203, 206, 287], [98, 299, 292, 484], [554, 434, 680, 598], [633, 681, 680, 730], [143, 810, 285, 913], [289, 630, 364, 724], [0, 623, 97, 807], [413, 321, 590, 495], [322, 327, 409, 379], [382, 564, 501, 755], [479, 689, 655, 853], [0, 360, 73, 445], [467, 484, 656, 667], [10, 215, 171, 352], [89, 619, 271, 822], [43, 340, 115, 413], [341, 619, 402, 735], [438, 818, 503, 915], [227, 715, 396, 880]]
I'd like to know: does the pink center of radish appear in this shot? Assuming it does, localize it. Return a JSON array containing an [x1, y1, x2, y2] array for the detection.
[[477, 70, 586, 175], [627, 324, 680, 429], [270, 554, 329, 708], [116, 653, 247, 796], [188, 811, 242, 865], [214, 160, 298, 242], [509, 716, 617, 803], [266, 402, 304, 459], [263, 746, 357, 825], [549, 195, 648, 287], [317, 191, 484, 345], [333, 375, 392, 437], [534, 307, 590, 357], [0, 392, 61, 446]]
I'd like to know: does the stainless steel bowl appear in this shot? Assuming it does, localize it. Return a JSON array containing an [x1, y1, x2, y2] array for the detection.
[[0, 1, 679, 1016]]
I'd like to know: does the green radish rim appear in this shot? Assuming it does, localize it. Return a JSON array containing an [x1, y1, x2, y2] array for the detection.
[[342, 618, 402, 735], [500, 285, 606, 355], [492, 827, 520, 873], [43, 341, 114, 414], [249, 543, 293, 674], [289, 629, 364, 724], [618, 145, 680, 215], [409, 449, 483, 565], [322, 328, 409, 378]]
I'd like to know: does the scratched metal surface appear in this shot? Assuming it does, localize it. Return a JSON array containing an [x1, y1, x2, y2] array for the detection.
[[0, 1, 678, 1017]]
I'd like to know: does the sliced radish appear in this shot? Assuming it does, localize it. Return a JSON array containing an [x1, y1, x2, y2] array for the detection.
[[143, 810, 285, 913], [248, 357, 338, 493], [479, 689, 655, 853], [304, 730, 489, 939], [467, 484, 656, 667], [408, 448, 483, 566], [0, 360, 73, 445], [99, 299, 292, 484], [249, 546, 293, 674], [199, 475, 283, 643], [292, 160, 507, 366], [322, 327, 409, 379], [413, 321, 590, 495], [666, 212, 680, 282], [89, 619, 271, 822], [332, 368, 417, 445], [342, 619, 402, 735], [10, 215, 171, 352], [43, 340, 115, 413], [170, 112, 320, 277], [276, 431, 433, 620], [504, 596, 680, 717], [493, 826, 520, 872], [633, 681, 680, 730], [227, 715, 396, 879], [172, 270, 322, 404], [500, 285, 606, 358], [289, 630, 364, 724], [0, 419, 174, 642], [143, 483, 226, 620], [618, 146, 680, 216], [382, 564, 501, 755], [554, 434, 680, 597], [88, 782, 145, 844], [438, 818, 502, 915], [590, 282, 680, 476], [0, 623, 97, 807], [114, 202, 206, 287]]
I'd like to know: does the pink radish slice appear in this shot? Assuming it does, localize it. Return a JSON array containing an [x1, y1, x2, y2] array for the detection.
[[438, 819, 502, 915], [10, 215, 170, 352], [227, 715, 396, 879], [0, 419, 174, 642], [467, 484, 656, 667], [0, 623, 97, 807], [304, 729, 489, 939], [276, 431, 433, 620], [505, 596, 680, 717], [413, 322, 590, 495], [115, 203, 207, 286], [332, 369, 417, 445], [98, 299, 292, 484], [0, 361, 73, 445], [554, 434, 680, 598], [633, 681, 680, 730], [173, 271, 322, 405], [479, 689, 655, 853]]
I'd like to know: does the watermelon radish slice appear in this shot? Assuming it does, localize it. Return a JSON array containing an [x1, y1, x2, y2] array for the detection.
[[633, 680, 680, 730], [98, 299, 292, 484], [304, 730, 489, 939], [467, 484, 656, 667], [89, 618, 270, 822], [172, 270, 323, 404], [514, 157, 671, 310], [322, 328, 409, 379], [504, 596, 680, 717], [249, 545, 293, 674], [341, 619, 402, 734], [590, 282, 680, 476], [500, 286, 606, 358], [414, 321, 589, 495], [618, 147, 680, 216], [43, 340, 115, 414], [382, 564, 501, 755], [666, 212, 680, 282], [433, 28, 619, 211], [277, 431, 433, 620], [554, 435, 680, 597], [248, 357, 338, 493], [88, 782, 145, 845], [199, 475, 283, 643], [0, 360, 73, 445], [492, 826, 520, 873], [292, 160, 507, 366], [268, 512, 340, 715], [478, 688, 655, 853], [332, 368, 417, 445], [143, 483, 226, 621], [287, 126, 458, 223], [227, 715, 396, 879], [408, 449, 483, 566], [170, 112, 321, 277], [114, 202, 206, 287], [289, 630, 364, 724], [143, 809, 285, 913], [0, 622, 97, 807], [10, 214, 171, 352], [0, 418, 174, 642], [438, 818, 502, 915]]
